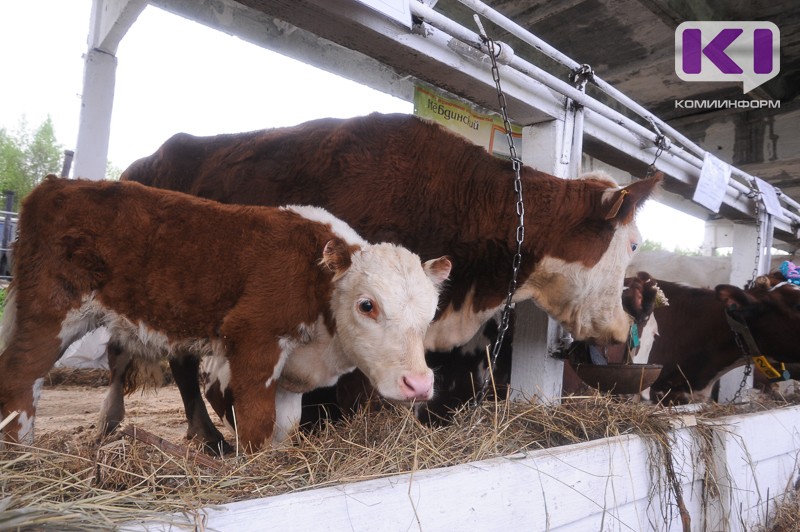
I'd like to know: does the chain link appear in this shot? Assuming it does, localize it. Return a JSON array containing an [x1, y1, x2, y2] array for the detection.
[[746, 184, 763, 289], [474, 29, 525, 404], [730, 353, 752, 404], [645, 117, 669, 178]]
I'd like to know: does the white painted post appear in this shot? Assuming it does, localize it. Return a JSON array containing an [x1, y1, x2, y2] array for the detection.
[[509, 118, 573, 403], [73, 49, 117, 180], [73, 0, 147, 180], [717, 219, 767, 402]]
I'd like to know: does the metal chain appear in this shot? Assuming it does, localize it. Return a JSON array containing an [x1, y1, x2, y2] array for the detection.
[[474, 23, 525, 404], [645, 117, 670, 178], [731, 353, 753, 404], [746, 184, 763, 289], [729, 181, 764, 401]]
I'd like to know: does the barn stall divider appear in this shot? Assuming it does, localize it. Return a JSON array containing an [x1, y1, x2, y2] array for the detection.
[[65, 0, 800, 530]]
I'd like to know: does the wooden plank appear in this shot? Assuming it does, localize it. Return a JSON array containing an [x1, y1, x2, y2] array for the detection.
[[120, 424, 221, 471]]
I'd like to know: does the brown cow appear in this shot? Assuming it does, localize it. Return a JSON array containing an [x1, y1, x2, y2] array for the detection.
[[119, 112, 659, 444], [0, 177, 451, 450], [631, 272, 800, 404]]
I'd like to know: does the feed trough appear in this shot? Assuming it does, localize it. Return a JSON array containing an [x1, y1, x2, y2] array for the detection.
[[572, 363, 663, 394]]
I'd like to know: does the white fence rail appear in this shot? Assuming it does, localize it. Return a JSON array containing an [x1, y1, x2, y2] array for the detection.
[[125, 405, 800, 531]]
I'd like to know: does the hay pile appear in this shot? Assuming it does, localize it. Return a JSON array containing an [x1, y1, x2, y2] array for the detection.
[[0, 393, 798, 530]]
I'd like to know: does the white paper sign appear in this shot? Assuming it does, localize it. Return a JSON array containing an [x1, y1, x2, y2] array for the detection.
[[354, 0, 411, 28], [693, 153, 731, 213], [755, 177, 783, 217]]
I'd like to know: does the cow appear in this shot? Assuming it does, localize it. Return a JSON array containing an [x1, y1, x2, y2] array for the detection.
[[118, 112, 660, 444], [630, 271, 800, 404], [0, 176, 451, 451]]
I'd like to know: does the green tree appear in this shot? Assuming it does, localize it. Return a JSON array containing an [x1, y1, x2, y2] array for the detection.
[[0, 116, 63, 209]]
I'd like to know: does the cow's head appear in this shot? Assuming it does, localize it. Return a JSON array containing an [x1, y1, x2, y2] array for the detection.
[[716, 273, 800, 362], [324, 240, 451, 402], [522, 173, 661, 344]]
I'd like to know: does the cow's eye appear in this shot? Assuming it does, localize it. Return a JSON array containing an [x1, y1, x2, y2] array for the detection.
[[357, 299, 377, 318], [631, 242, 638, 252]]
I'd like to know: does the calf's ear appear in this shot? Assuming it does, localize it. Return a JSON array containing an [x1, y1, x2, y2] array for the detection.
[[423, 256, 452, 287], [320, 238, 353, 279], [604, 172, 663, 224]]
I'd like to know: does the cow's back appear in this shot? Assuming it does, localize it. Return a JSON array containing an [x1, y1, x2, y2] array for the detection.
[[16, 177, 333, 337], [123, 115, 385, 207]]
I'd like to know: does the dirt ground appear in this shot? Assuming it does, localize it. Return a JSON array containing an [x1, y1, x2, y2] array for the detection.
[[35, 376, 222, 446]]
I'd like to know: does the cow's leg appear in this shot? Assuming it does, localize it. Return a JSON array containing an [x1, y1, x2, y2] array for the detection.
[[168, 352, 232, 455], [200, 354, 236, 431], [272, 386, 303, 445], [0, 322, 63, 445], [97, 341, 130, 436], [224, 347, 280, 451]]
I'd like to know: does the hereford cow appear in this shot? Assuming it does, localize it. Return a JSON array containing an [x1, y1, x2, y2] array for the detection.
[[0, 176, 451, 451], [631, 271, 800, 404], [119, 112, 659, 442]]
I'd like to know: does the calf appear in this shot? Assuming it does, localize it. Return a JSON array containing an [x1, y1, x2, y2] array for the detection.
[[634, 272, 800, 404], [0, 177, 450, 451]]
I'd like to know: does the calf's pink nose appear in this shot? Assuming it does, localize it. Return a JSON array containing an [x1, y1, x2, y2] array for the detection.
[[401, 373, 434, 401]]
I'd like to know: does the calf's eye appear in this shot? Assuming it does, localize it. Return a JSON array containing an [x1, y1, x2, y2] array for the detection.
[[631, 243, 638, 252], [357, 299, 377, 318]]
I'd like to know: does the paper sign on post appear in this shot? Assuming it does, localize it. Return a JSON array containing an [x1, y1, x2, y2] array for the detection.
[[755, 177, 783, 217], [693, 153, 731, 213]]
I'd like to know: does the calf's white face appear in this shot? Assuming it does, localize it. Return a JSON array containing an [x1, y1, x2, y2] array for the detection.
[[329, 243, 451, 402]]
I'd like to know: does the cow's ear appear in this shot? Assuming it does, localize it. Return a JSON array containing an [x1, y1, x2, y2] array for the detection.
[[321, 238, 353, 279], [423, 256, 452, 287], [604, 173, 663, 224], [715, 284, 758, 310]]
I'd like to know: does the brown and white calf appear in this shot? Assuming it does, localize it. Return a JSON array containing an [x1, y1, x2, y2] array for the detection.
[[630, 272, 800, 404], [0, 177, 450, 450]]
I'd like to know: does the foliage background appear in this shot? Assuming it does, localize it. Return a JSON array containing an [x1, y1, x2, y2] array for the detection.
[[0, 115, 120, 211]]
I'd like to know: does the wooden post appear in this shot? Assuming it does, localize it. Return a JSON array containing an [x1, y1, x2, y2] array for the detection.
[[509, 117, 575, 403]]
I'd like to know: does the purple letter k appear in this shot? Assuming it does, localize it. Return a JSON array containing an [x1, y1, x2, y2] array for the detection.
[[682, 28, 743, 74]]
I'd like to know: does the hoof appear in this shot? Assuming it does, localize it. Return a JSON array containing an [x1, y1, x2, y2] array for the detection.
[[200, 437, 234, 456]]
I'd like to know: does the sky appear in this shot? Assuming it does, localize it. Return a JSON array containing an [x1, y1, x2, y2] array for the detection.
[[0, 0, 705, 251]]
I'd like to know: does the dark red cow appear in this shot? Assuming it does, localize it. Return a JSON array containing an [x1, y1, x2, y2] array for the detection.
[[634, 272, 800, 404]]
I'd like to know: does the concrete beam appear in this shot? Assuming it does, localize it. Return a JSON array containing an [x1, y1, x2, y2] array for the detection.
[[89, 0, 148, 53]]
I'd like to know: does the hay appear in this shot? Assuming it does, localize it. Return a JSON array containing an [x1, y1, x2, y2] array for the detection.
[[756, 490, 800, 532], [1, 393, 798, 530]]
